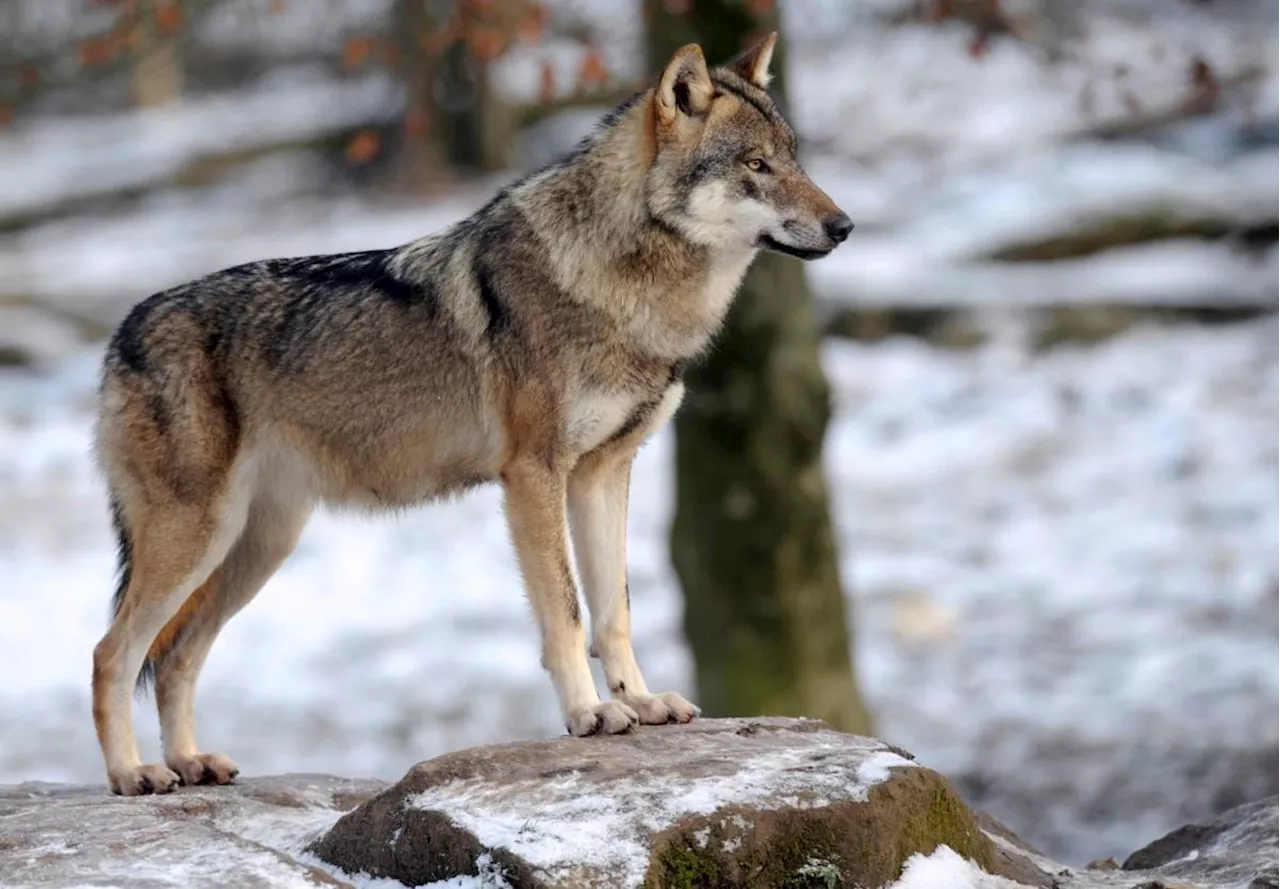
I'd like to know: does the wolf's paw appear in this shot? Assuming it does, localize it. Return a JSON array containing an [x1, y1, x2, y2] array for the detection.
[[168, 752, 240, 787], [109, 763, 181, 796], [625, 691, 701, 725], [566, 700, 639, 736]]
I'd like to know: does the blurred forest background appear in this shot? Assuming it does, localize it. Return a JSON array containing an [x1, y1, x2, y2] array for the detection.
[[0, 0, 1276, 865]]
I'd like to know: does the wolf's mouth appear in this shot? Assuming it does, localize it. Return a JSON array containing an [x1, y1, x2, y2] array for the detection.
[[758, 234, 832, 261]]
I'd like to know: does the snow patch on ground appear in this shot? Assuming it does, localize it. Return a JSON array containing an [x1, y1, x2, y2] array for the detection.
[[0, 69, 400, 221], [887, 845, 1028, 889], [787, 2, 1276, 167]]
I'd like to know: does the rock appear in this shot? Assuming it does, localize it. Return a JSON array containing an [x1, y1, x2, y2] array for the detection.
[[0, 729, 1271, 889], [1121, 799, 1278, 888], [0, 774, 386, 888], [308, 717, 1048, 889]]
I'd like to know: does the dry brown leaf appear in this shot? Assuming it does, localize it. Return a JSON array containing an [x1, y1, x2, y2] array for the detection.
[[345, 129, 382, 165]]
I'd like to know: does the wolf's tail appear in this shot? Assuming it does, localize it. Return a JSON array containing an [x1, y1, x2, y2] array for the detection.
[[107, 494, 157, 692]]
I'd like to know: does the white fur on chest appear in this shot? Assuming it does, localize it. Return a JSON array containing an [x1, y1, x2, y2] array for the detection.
[[565, 381, 686, 454], [704, 247, 757, 318], [566, 390, 642, 453]]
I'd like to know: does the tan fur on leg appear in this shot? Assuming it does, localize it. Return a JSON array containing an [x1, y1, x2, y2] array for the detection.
[[93, 494, 247, 796], [502, 458, 637, 736], [569, 450, 699, 726], [155, 486, 314, 785]]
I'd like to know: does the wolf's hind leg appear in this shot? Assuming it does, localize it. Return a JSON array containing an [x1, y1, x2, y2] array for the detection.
[[568, 451, 699, 726], [503, 459, 639, 736], [93, 496, 247, 796], [154, 486, 314, 786]]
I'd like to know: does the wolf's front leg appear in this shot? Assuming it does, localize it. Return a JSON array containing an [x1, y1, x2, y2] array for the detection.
[[503, 459, 639, 736], [568, 452, 700, 726]]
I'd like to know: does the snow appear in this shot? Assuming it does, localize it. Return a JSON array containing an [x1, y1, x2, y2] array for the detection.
[[785, 2, 1276, 166], [805, 142, 1278, 307], [295, 853, 513, 889], [885, 845, 1028, 889], [0, 69, 400, 222]]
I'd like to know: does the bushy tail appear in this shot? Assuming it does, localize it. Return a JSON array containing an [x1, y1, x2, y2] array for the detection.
[[109, 494, 218, 694], [108, 495, 157, 692], [108, 496, 133, 630]]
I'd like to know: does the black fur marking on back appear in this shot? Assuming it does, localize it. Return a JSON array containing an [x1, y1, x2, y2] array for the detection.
[[111, 294, 167, 374], [255, 250, 438, 371], [287, 250, 428, 306], [474, 260, 512, 339]]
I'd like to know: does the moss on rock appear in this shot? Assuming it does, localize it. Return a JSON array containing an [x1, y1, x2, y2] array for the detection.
[[644, 768, 1014, 889]]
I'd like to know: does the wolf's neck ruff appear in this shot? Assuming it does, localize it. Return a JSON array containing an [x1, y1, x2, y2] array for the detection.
[[494, 89, 757, 363], [511, 90, 748, 361]]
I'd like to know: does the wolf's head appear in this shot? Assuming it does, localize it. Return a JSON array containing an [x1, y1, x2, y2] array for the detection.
[[645, 34, 852, 261]]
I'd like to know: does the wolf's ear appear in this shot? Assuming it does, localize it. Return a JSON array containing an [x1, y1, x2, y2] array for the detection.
[[656, 44, 714, 126], [733, 31, 777, 89]]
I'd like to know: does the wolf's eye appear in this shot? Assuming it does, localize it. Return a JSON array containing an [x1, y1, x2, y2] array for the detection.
[[744, 158, 770, 173]]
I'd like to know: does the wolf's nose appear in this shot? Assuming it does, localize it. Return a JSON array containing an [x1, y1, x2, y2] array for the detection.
[[824, 213, 854, 244]]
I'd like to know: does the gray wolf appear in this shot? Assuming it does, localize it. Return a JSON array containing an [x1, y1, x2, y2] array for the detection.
[[91, 33, 853, 795]]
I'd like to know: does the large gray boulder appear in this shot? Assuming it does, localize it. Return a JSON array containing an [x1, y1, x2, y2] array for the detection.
[[309, 717, 1047, 888]]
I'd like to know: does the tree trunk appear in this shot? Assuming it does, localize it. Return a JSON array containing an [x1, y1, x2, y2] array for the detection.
[[393, 0, 514, 190], [646, 0, 872, 735], [130, 2, 183, 109]]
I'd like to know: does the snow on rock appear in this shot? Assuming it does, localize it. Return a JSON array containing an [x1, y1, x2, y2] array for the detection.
[[0, 775, 386, 888], [307, 717, 1040, 889], [887, 845, 1031, 889]]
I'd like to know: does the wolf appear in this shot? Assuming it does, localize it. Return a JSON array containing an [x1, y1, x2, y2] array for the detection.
[[91, 33, 853, 795]]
